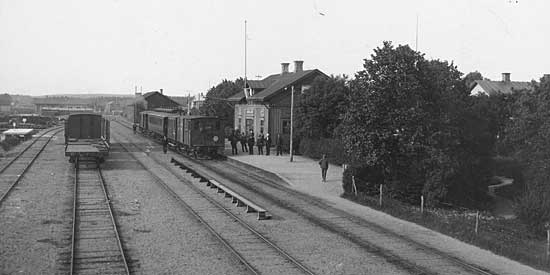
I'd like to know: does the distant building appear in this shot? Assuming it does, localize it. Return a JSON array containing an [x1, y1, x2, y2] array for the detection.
[[470, 73, 534, 96], [228, 60, 328, 142], [0, 93, 14, 114], [33, 96, 92, 115], [125, 90, 181, 124]]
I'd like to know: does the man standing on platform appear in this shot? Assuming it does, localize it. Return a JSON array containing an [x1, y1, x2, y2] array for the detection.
[[257, 132, 264, 155], [276, 133, 283, 156], [265, 133, 271, 156], [230, 130, 238, 155], [240, 131, 248, 153], [247, 130, 255, 155]]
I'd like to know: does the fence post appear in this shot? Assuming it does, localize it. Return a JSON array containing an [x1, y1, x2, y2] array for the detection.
[[351, 176, 357, 196], [420, 195, 424, 214], [475, 211, 479, 235], [547, 229, 550, 261], [379, 184, 383, 207]]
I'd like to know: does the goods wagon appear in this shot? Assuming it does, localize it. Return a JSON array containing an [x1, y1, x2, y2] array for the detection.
[[64, 113, 110, 165]]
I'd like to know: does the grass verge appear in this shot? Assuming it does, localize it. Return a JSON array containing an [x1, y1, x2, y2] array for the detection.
[[342, 192, 550, 272]]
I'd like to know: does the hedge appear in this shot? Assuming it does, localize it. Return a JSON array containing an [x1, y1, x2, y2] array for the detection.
[[299, 137, 345, 165]]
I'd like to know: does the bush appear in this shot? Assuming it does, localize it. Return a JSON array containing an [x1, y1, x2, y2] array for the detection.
[[299, 137, 345, 165], [514, 186, 550, 234], [0, 136, 21, 151]]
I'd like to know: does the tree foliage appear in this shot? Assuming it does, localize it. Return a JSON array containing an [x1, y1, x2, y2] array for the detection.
[[499, 75, 550, 231], [201, 78, 244, 127], [463, 71, 484, 90], [295, 75, 350, 138], [340, 42, 493, 207]]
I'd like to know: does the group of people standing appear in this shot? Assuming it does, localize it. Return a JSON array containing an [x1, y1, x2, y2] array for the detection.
[[229, 129, 284, 156]]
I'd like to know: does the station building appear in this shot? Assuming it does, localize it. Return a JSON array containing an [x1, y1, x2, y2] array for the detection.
[[228, 61, 327, 141]]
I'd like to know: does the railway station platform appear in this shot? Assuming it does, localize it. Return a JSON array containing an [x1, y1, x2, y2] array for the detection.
[[225, 147, 546, 275]]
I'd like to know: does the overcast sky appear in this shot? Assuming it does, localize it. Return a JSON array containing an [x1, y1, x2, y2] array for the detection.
[[0, 0, 548, 97]]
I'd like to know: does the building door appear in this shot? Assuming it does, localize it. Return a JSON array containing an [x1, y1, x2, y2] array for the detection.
[[245, 119, 254, 133]]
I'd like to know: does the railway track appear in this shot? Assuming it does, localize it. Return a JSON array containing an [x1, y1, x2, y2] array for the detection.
[[112, 130, 315, 275], [0, 127, 63, 206], [112, 118, 497, 274], [70, 159, 129, 274]]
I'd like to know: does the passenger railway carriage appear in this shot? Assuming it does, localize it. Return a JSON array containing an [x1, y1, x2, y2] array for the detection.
[[139, 110, 224, 157]]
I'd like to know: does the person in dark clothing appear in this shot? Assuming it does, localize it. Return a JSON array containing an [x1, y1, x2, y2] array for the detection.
[[230, 130, 238, 155], [247, 130, 255, 155], [276, 133, 284, 156], [264, 133, 271, 155], [163, 136, 168, 154], [318, 154, 329, 182], [240, 131, 248, 152], [132, 123, 137, 134], [257, 133, 264, 155]]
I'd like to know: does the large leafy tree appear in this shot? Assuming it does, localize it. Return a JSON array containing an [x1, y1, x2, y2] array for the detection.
[[341, 42, 492, 206], [500, 75, 550, 231], [201, 78, 244, 127], [295, 75, 350, 138]]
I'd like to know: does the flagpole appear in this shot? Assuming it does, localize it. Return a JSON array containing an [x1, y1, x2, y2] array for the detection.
[[244, 20, 248, 93]]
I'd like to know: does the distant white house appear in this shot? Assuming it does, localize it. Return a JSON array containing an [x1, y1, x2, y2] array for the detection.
[[470, 73, 533, 96]]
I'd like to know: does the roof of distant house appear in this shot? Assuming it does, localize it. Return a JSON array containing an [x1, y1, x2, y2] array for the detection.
[[228, 69, 326, 102], [0, 93, 13, 105], [139, 91, 181, 106], [473, 80, 533, 95]]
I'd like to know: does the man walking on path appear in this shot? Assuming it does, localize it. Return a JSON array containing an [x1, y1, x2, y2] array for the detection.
[[276, 133, 283, 156], [247, 130, 255, 155], [240, 131, 248, 153], [319, 154, 329, 182], [265, 133, 271, 156]]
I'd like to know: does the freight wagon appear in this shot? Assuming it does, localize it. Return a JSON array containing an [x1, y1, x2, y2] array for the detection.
[[64, 113, 110, 165]]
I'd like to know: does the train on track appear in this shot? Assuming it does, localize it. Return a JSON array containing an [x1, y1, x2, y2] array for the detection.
[[64, 113, 110, 165], [138, 110, 225, 158]]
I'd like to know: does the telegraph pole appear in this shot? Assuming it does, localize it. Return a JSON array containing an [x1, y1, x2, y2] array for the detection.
[[290, 85, 294, 162]]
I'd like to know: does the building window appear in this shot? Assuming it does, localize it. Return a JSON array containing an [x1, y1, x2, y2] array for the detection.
[[282, 119, 290, 134], [260, 119, 264, 133], [260, 109, 265, 117], [238, 118, 241, 130], [246, 108, 254, 115]]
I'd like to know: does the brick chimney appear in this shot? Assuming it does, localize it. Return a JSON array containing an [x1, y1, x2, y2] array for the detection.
[[281, 63, 290, 74], [160, 88, 163, 94], [502, 73, 511, 82], [294, 60, 304, 73]]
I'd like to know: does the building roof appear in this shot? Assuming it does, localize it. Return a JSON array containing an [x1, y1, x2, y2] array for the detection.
[[3, 129, 34, 135], [473, 80, 533, 96], [0, 94, 13, 106], [228, 69, 325, 102], [140, 91, 181, 106]]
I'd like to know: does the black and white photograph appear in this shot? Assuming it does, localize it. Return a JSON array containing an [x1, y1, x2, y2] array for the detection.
[[1, 0, 549, 274]]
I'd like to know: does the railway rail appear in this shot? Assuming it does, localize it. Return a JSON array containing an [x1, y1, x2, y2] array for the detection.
[[70, 159, 129, 274], [112, 129, 315, 275], [0, 127, 63, 206], [112, 117, 497, 274]]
